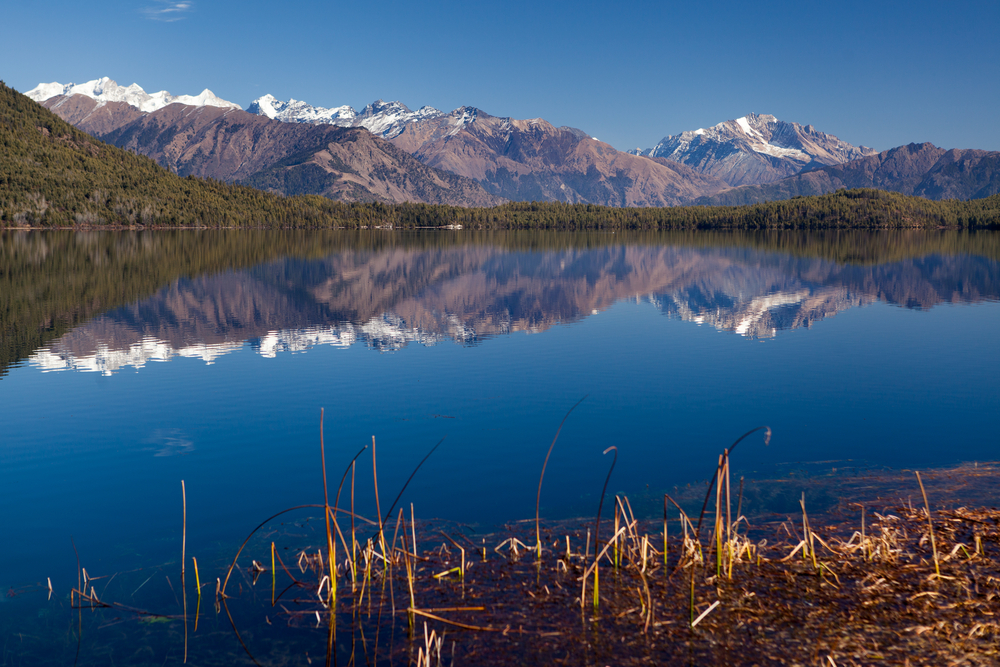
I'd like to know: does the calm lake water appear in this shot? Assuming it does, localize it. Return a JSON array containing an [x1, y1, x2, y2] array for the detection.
[[2, 228, 1000, 662]]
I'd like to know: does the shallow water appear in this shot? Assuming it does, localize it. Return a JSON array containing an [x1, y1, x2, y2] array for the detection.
[[2, 228, 999, 662]]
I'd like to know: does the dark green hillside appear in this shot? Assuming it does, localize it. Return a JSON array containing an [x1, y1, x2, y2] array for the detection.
[[0, 81, 348, 227]]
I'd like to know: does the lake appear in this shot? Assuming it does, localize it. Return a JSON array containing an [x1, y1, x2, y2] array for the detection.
[[2, 228, 999, 663]]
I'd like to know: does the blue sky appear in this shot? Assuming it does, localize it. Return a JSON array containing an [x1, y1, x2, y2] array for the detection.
[[4, 0, 999, 152]]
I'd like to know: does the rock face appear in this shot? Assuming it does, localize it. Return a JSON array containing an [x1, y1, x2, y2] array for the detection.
[[38, 95, 146, 136], [631, 113, 877, 187], [249, 95, 731, 205], [39, 95, 503, 206], [695, 143, 1000, 206], [388, 106, 731, 206]]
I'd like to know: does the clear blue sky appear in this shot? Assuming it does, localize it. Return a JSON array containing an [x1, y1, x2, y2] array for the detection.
[[4, 0, 999, 152]]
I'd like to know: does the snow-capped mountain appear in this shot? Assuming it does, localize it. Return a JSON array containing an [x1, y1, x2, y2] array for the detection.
[[355, 100, 445, 139], [244, 95, 729, 205], [632, 113, 876, 187], [246, 94, 356, 125], [247, 94, 445, 139], [25, 77, 240, 113]]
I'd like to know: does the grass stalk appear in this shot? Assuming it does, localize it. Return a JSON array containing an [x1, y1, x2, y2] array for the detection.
[[319, 409, 337, 604], [725, 457, 735, 579], [410, 503, 417, 558], [351, 461, 357, 590], [580, 525, 626, 610], [375, 438, 445, 543], [613, 503, 621, 571], [861, 504, 867, 561], [372, 436, 387, 560], [915, 471, 941, 577], [535, 396, 587, 561], [695, 426, 771, 539], [593, 445, 617, 560], [400, 513, 415, 630], [181, 479, 188, 664], [663, 495, 668, 568], [736, 475, 745, 529], [799, 494, 818, 570], [715, 454, 723, 577]]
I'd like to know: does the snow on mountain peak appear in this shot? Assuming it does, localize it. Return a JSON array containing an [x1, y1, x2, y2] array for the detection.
[[447, 106, 479, 136], [249, 94, 446, 139], [25, 77, 240, 113], [631, 112, 875, 187], [247, 94, 356, 124]]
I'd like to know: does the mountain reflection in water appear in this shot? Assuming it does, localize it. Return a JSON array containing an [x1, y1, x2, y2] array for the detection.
[[26, 241, 1000, 375]]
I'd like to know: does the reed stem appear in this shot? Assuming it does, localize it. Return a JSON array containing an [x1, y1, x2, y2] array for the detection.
[[536, 396, 587, 561], [593, 446, 617, 558], [319, 409, 337, 604], [181, 480, 188, 664], [662, 495, 668, 568], [915, 471, 941, 577]]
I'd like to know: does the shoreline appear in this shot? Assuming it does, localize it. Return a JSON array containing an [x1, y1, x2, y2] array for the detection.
[[5, 460, 1000, 665]]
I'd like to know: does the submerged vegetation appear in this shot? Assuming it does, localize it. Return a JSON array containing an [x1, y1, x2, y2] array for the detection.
[[8, 416, 1000, 665], [3, 82, 1000, 230]]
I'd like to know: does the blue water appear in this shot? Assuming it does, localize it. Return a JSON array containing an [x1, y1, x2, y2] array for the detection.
[[3, 232, 1000, 598]]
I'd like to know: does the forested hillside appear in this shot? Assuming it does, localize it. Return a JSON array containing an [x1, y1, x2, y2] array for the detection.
[[0, 81, 348, 227], [322, 189, 1000, 230]]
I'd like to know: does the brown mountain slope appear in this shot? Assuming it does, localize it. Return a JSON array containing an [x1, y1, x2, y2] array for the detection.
[[245, 129, 507, 205], [41, 96, 145, 135], [696, 143, 1000, 206], [40, 95, 503, 206], [388, 107, 730, 206]]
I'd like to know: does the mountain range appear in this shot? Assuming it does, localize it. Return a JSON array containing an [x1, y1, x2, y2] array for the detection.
[[24, 77, 1000, 208], [695, 142, 1000, 205], [30, 81, 500, 206]]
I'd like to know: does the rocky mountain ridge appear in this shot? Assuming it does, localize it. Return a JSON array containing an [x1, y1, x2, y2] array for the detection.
[[37, 95, 502, 206], [245, 94, 732, 205], [24, 78, 1000, 207], [35, 81, 733, 206], [389, 106, 731, 205], [630, 113, 877, 187], [248, 94, 446, 139], [695, 143, 1000, 206]]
